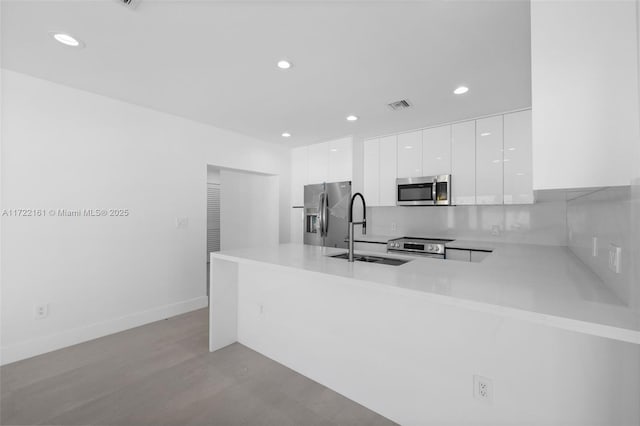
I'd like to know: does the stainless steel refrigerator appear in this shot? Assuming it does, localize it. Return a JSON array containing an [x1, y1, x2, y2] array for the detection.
[[303, 181, 351, 248]]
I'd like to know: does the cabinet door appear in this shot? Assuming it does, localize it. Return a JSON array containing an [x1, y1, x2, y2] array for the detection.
[[451, 121, 476, 205], [446, 249, 471, 262], [503, 110, 533, 204], [379, 135, 398, 206], [470, 250, 491, 263], [290, 208, 304, 244], [307, 142, 329, 184], [328, 137, 353, 182], [363, 138, 380, 206], [476, 115, 504, 205], [396, 131, 423, 178], [290, 146, 308, 206], [422, 125, 451, 176]]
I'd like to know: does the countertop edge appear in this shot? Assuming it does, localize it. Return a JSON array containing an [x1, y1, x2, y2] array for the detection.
[[210, 252, 640, 345]]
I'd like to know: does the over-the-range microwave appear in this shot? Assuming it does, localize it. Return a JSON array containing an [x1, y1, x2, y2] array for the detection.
[[396, 175, 452, 206]]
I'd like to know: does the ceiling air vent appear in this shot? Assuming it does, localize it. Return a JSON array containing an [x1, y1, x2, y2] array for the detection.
[[387, 99, 412, 111], [114, 0, 140, 9]]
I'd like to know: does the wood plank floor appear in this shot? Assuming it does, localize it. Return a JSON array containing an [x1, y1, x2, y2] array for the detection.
[[0, 308, 396, 426]]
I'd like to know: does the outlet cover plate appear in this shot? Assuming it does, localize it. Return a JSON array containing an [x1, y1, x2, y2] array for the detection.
[[608, 244, 622, 274], [474, 375, 493, 403]]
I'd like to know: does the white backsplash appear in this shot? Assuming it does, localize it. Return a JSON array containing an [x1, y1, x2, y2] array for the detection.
[[366, 201, 568, 246], [567, 187, 635, 307]]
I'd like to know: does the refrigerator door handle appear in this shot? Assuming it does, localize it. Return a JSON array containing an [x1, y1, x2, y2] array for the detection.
[[323, 191, 329, 236], [318, 192, 325, 237]]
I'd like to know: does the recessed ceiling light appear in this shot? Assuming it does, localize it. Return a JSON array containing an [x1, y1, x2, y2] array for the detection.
[[277, 60, 292, 69], [51, 32, 83, 47], [330, 148, 338, 152], [346, 115, 358, 122], [480, 132, 491, 137], [404, 145, 413, 149], [453, 86, 469, 95], [281, 132, 291, 138]]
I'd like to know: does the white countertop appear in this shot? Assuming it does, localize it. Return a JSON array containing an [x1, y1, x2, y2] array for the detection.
[[211, 243, 640, 344]]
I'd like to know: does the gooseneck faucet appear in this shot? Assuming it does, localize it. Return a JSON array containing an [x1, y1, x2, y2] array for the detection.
[[348, 192, 367, 262]]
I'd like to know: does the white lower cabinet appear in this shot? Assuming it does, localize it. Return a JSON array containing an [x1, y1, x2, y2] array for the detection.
[[447, 248, 491, 262], [475, 115, 504, 205], [446, 248, 472, 262], [451, 121, 476, 205], [471, 250, 491, 263], [504, 110, 534, 204]]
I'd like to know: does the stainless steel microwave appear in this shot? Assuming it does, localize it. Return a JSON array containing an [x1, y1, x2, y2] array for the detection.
[[396, 175, 452, 206]]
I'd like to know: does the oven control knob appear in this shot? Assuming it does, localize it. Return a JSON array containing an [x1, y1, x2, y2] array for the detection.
[[428, 244, 434, 251]]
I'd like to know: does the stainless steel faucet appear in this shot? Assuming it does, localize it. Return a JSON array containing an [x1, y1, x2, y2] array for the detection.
[[348, 192, 367, 262]]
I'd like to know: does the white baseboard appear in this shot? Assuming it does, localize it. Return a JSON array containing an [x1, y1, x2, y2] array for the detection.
[[0, 296, 209, 366]]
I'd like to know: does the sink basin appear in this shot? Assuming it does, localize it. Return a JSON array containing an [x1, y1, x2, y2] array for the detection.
[[329, 252, 410, 266]]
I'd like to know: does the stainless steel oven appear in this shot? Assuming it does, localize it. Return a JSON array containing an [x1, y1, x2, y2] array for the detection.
[[396, 175, 451, 206]]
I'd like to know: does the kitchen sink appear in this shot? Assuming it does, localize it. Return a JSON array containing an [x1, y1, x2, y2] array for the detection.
[[329, 252, 410, 266]]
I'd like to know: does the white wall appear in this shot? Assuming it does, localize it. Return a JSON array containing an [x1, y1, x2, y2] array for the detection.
[[531, 0, 639, 190], [567, 187, 635, 306], [220, 169, 279, 251], [0, 70, 290, 364]]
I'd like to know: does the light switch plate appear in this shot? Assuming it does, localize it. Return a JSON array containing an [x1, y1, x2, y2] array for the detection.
[[592, 237, 598, 257], [608, 244, 621, 274], [176, 217, 189, 229]]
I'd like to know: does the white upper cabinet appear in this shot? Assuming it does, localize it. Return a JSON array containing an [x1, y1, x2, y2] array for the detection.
[[307, 142, 329, 184], [358, 110, 532, 207], [531, 1, 638, 189], [291, 146, 308, 206], [503, 110, 533, 204], [396, 131, 422, 178], [290, 137, 353, 208], [379, 135, 398, 206], [422, 125, 451, 176], [451, 121, 476, 205], [327, 137, 353, 183], [475, 116, 504, 205], [363, 138, 380, 206]]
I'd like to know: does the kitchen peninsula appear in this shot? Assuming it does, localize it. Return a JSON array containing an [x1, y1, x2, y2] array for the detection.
[[210, 243, 640, 426]]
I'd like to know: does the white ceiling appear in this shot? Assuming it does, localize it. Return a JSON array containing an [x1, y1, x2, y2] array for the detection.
[[1, 0, 532, 147]]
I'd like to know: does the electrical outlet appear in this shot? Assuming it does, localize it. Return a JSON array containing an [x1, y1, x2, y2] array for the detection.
[[490, 225, 500, 236], [474, 375, 493, 403], [592, 237, 598, 257], [608, 244, 622, 274], [35, 303, 49, 320]]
